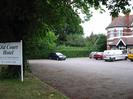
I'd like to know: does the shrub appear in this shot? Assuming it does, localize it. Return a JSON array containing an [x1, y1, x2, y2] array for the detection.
[[25, 30, 57, 59], [0, 66, 20, 79]]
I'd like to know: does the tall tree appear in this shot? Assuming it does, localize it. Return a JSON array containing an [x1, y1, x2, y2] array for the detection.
[[86, 34, 107, 51], [0, 0, 36, 41], [95, 34, 107, 51]]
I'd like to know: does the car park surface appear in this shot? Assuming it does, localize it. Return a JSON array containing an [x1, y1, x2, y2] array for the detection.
[[29, 58, 133, 99]]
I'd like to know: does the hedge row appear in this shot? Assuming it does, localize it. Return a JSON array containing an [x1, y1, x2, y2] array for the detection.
[[56, 47, 91, 58], [25, 45, 54, 59], [26, 46, 91, 59]]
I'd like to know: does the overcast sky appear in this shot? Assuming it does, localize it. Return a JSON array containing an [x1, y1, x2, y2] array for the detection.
[[81, 9, 111, 37]]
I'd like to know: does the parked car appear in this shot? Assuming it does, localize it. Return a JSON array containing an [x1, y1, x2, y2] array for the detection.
[[103, 50, 127, 61], [128, 51, 133, 61], [94, 52, 103, 60], [89, 52, 97, 58], [49, 52, 66, 60]]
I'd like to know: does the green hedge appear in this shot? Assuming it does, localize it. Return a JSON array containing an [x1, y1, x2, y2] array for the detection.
[[56, 47, 91, 58], [26, 45, 92, 59], [25, 45, 54, 59]]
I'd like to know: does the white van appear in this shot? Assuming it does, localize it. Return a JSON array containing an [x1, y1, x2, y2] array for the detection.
[[103, 50, 127, 61]]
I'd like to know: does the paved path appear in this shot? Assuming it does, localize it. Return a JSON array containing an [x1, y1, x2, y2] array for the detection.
[[29, 58, 133, 99]]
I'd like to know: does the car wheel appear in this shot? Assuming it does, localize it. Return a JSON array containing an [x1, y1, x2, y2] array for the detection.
[[49, 57, 51, 59], [109, 57, 112, 61], [56, 57, 59, 60], [112, 58, 115, 62], [125, 57, 127, 60]]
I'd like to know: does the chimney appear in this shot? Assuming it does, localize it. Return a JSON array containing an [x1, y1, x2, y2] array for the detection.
[[125, 13, 130, 27], [123, 9, 131, 27], [123, 13, 132, 36], [112, 16, 115, 21]]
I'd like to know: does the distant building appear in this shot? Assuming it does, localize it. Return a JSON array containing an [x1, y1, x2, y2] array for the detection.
[[106, 14, 133, 52]]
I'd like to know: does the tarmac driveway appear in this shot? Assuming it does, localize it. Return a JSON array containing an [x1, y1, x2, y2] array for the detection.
[[29, 58, 133, 99]]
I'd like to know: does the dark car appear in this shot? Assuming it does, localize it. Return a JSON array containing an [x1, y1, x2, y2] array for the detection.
[[94, 52, 103, 60], [49, 52, 66, 60]]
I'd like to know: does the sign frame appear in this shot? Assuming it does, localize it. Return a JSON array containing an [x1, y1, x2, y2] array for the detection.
[[0, 40, 23, 82]]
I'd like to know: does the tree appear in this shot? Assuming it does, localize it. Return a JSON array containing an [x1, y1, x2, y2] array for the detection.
[[86, 34, 99, 51], [95, 34, 107, 51], [86, 34, 106, 51], [0, 0, 36, 41], [65, 34, 86, 47], [0, 0, 132, 41], [0, 0, 131, 41], [25, 28, 57, 59]]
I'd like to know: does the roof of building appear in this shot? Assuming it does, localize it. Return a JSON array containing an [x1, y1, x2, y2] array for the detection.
[[109, 37, 133, 46], [106, 15, 133, 29], [126, 37, 133, 45]]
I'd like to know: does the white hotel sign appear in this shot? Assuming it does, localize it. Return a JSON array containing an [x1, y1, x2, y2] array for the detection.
[[0, 41, 23, 81], [0, 42, 22, 65]]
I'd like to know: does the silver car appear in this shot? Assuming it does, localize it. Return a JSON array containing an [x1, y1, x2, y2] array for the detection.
[[89, 52, 97, 59]]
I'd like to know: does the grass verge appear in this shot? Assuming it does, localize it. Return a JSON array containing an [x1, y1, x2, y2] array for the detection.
[[0, 72, 69, 99]]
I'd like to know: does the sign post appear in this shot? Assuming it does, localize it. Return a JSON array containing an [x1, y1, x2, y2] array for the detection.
[[0, 41, 23, 82], [20, 40, 23, 82]]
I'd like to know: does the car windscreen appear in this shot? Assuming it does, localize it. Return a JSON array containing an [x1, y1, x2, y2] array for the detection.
[[104, 51, 113, 55], [96, 52, 103, 55], [56, 53, 63, 56], [129, 50, 133, 54]]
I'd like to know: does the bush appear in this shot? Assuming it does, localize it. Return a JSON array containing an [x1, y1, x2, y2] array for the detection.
[[56, 46, 91, 58], [25, 30, 57, 59], [0, 66, 20, 79]]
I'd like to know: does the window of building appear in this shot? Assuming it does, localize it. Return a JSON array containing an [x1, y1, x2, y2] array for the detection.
[[114, 33, 117, 37], [107, 34, 110, 39], [119, 31, 123, 36], [110, 33, 114, 38]]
